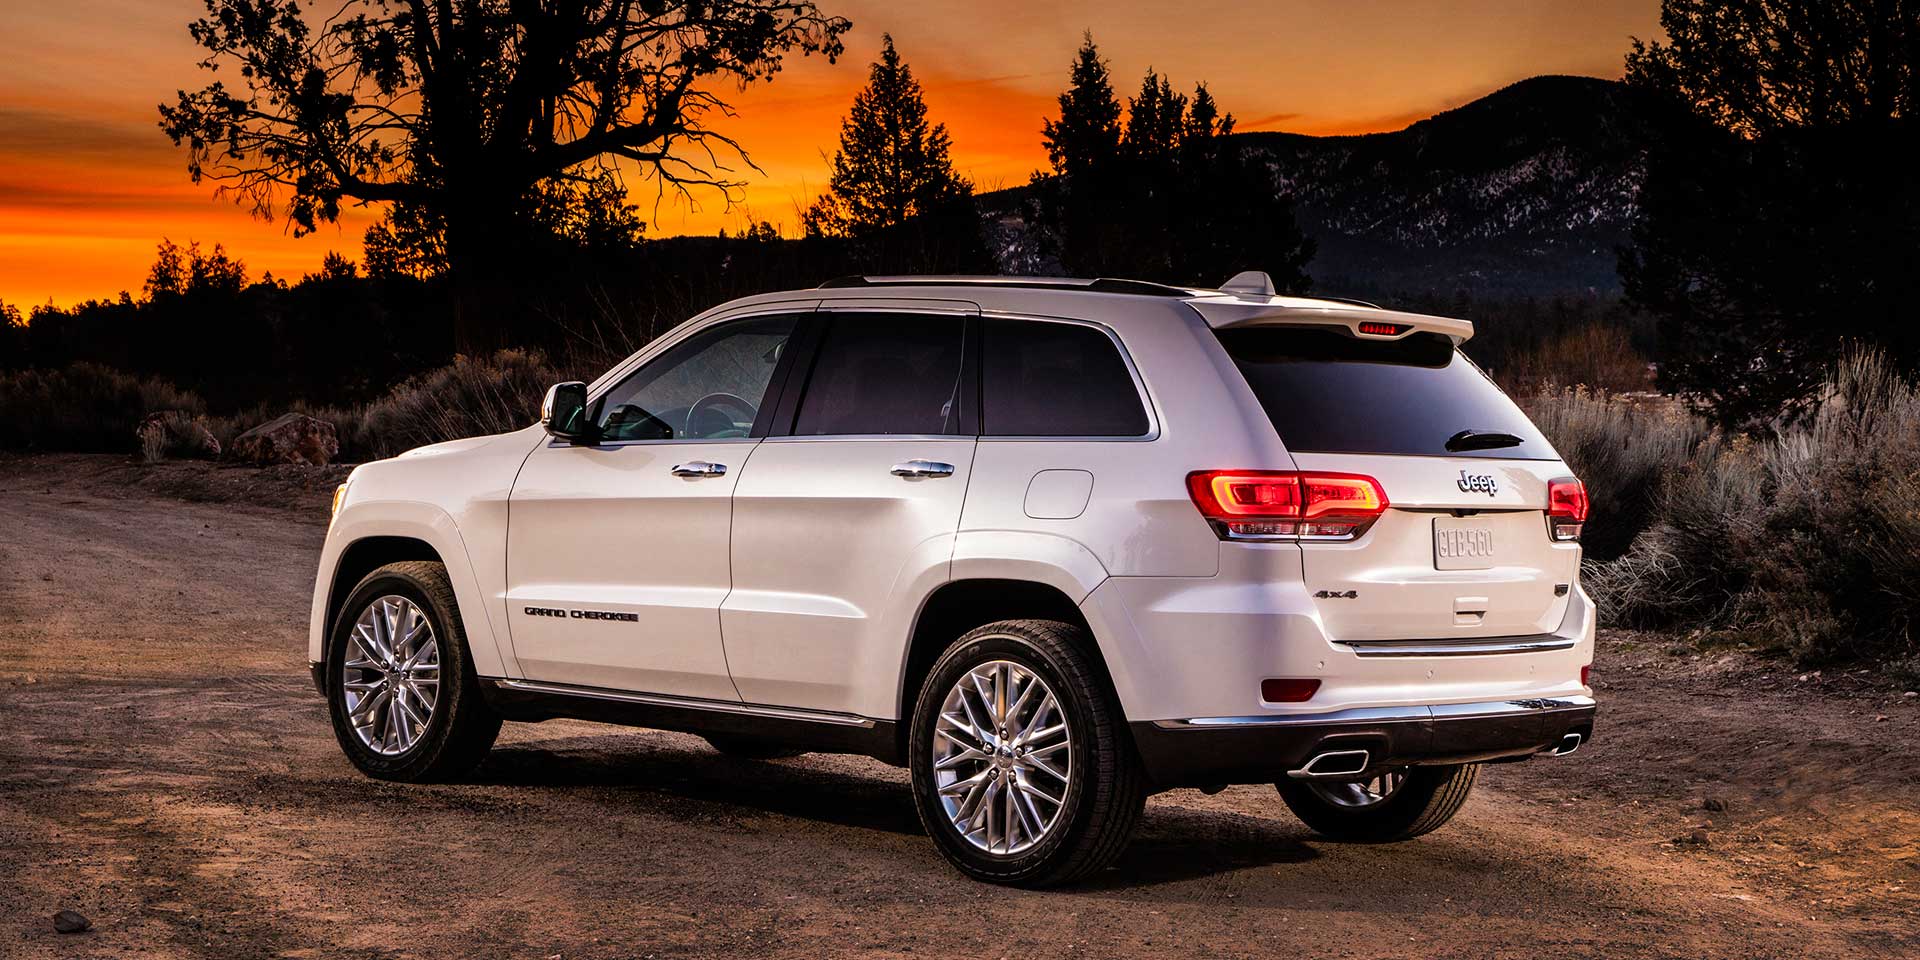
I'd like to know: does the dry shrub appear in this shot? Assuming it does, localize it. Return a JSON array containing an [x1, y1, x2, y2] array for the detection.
[[1499, 323, 1652, 393], [1588, 348, 1920, 665], [1519, 386, 1711, 561], [350, 349, 563, 460], [0, 363, 206, 452], [138, 411, 221, 462]]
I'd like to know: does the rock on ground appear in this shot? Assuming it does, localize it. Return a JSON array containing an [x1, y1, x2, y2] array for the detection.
[[229, 413, 339, 466]]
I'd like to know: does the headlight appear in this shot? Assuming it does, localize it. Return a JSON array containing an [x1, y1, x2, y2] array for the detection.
[[331, 482, 349, 521]]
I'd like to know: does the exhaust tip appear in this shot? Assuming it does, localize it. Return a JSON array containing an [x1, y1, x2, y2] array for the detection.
[[1547, 732, 1583, 757], [1287, 748, 1371, 779]]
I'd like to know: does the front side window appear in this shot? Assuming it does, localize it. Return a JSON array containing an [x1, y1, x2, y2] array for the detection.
[[595, 314, 797, 441], [792, 313, 967, 436], [982, 318, 1149, 437]]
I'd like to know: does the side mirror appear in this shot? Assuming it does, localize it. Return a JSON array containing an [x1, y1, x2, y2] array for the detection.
[[541, 381, 597, 443]]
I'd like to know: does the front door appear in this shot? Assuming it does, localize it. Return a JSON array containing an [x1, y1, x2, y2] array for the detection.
[[506, 312, 802, 698], [723, 307, 977, 717]]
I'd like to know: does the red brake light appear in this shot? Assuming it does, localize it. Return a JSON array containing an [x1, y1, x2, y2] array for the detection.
[[1357, 321, 1408, 336], [1261, 678, 1321, 703], [1548, 477, 1588, 541], [1187, 471, 1388, 540]]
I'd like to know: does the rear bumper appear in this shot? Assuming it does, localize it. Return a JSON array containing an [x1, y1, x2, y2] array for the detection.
[[1130, 695, 1595, 788]]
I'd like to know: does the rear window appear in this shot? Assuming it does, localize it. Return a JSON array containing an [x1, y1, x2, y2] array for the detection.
[[1214, 326, 1557, 460], [982, 318, 1148, 437], [792, 313, 967, 436]]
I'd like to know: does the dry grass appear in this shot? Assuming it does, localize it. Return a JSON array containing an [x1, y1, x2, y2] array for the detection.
[[0, 363, 206, 453], [1580, 349, 1920, 665], [1497, 323, 1652, 393], [347, 349, 563, 460]]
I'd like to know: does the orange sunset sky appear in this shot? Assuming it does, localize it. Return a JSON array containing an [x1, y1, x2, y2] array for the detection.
[[0, 0, 1661, 309]]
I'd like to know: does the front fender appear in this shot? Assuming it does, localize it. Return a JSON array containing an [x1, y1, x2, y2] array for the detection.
[[309, 500, 511, 678]]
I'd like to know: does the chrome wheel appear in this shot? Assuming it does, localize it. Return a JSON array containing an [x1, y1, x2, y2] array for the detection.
[[931, 658, 1072, 856], [1310, 768, 1408, 809], [342, 595, 441, 756]]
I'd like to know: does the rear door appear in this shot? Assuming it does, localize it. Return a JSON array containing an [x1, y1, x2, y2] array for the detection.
[[722, 304, 978, 716], [1214, 325, 1579, 641]]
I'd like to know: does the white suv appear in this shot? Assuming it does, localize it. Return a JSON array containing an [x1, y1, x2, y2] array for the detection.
[[310, 273, 1595, 886]]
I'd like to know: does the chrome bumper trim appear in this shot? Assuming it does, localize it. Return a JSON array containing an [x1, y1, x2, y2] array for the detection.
[[491, 679, 878, 728], [1152, 695, 1596, 729], [1336, 634, 1578, 657]]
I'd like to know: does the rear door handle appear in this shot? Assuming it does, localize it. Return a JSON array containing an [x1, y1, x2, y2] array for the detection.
[[891, 460, 955, 479], [671, 460, 727, 478]]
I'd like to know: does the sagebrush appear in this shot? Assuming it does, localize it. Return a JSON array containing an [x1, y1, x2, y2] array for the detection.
[[1585, 349, 1920, 664], [0, 363, 206, 452]]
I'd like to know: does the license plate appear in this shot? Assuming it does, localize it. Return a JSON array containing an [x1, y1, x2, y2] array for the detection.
[[1433, 518, 1497, 570]]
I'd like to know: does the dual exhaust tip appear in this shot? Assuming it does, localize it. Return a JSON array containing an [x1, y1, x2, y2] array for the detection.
[[1287, 731, 1584, 780]]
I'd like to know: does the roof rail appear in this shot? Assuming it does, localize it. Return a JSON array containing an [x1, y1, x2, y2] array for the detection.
[[815, 276, 1191, 298]]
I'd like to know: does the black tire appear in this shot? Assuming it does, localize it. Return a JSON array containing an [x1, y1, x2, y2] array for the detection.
[[1275, 764, 1478, 842], [702, 734, 807, 760], [326, 561, 501, 782], [907, 619, 1146, 887]]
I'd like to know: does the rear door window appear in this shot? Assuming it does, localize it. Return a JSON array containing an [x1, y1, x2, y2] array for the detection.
[[1215, 326, 1557, 459], [792, 312, 968, 436], [982, 318, 1148, 437]]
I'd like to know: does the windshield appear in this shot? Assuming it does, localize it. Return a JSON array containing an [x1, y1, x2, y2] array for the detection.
[[1214, 326, 1558, 460]]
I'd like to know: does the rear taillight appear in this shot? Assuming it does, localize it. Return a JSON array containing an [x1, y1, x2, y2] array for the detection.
[[1186, 470, 1389, 541], [1548, 477, 1588, 542], [1261, 678, 1321, 703]]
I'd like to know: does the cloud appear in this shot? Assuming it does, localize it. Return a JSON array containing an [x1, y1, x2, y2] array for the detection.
[[0, 106, 176, 164]]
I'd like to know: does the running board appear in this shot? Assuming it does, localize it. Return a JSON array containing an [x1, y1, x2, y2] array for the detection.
[[489, 679, 878, 728]]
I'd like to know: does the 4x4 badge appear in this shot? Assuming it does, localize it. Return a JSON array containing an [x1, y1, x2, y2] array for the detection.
[[1456, 471, 1498, 497]]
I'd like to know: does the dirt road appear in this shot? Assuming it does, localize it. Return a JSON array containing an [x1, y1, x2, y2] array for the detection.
[[3, 454, 1916, 959]]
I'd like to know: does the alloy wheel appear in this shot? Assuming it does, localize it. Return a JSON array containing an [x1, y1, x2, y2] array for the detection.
[[931, 657, 1073, 856], [342, 595, 441, 756], [1310, 768, 1407, 808]]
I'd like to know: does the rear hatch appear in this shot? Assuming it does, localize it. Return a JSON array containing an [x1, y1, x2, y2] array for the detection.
[[1212, 323, 1580, 643]]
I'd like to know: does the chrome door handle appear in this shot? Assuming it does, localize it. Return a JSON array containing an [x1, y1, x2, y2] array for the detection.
[[671, 460, 727, 478], [890, 459, 955, 478]]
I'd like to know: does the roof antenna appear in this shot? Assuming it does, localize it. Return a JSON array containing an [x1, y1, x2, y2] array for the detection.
[[1220, 271, 1276, 296]]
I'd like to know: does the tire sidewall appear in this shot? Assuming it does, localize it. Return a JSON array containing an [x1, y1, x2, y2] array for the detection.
[[908, 626, 1100, 883], [1276, 764, 1474, 842], [326, 567, 472, 781]]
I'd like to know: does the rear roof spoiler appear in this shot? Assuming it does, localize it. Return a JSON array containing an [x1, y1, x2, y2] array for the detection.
[[1186, 294, 1474, 344]]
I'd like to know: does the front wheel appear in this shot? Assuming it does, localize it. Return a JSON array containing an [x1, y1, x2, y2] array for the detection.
[[326, 561, 501, 782], [1275, 763, 1478, 842], [907, 620, 1146, 887]]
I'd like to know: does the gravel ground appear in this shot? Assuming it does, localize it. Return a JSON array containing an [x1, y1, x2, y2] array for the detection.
[[2, 453, 1916, 959]]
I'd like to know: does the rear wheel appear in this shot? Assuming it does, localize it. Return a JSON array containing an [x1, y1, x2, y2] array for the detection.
[[326, 561, 501, 782], [1275, 763, 1478, 842], [908, 620, 1146, 887]]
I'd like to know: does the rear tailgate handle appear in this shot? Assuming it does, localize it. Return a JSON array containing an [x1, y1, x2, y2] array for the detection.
[[891, 460, 955, 479], [1454, 596, 1489, 625]]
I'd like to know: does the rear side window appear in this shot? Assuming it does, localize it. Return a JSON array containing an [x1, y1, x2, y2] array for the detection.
[[793, 313, 967, 436], [1215, 326, 1557, 459], [982, 318, 1149, 437]]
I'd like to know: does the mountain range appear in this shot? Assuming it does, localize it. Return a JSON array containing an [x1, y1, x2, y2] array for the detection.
[[985, 75, 1655, 298]]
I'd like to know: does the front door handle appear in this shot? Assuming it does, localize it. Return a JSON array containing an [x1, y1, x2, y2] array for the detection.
[[891, 459, 955, 479], [671, 460, 728, 478]]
